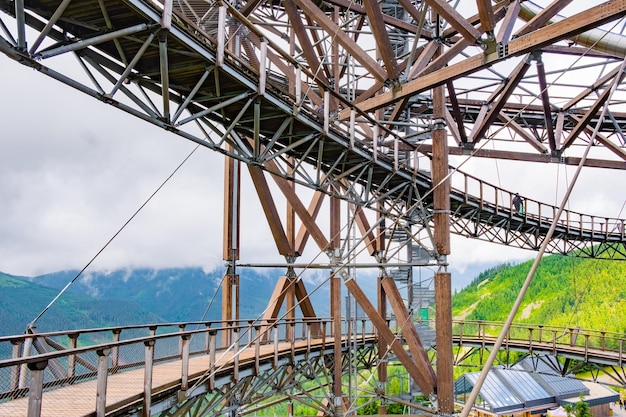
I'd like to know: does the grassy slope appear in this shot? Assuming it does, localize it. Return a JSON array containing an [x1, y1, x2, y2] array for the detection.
[[452, 254, 626, 333]]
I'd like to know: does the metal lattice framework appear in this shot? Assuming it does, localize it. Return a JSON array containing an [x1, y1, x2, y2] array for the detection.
[[3, 0, 626, 416]]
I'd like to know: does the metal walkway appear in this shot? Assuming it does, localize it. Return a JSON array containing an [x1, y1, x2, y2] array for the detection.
[[2, 319, 625, 416], [0, 0, 625, 257], [0, 320, 377, 417]]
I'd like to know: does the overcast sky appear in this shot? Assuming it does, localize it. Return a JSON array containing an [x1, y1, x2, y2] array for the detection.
[[2, 48, 625, 290]]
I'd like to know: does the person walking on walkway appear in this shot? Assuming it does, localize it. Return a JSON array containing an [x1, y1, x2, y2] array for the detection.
[[512, 193, 524, 214]]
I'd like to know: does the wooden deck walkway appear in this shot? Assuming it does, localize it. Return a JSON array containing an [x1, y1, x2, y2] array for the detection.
[[0, 339, 320, 417]]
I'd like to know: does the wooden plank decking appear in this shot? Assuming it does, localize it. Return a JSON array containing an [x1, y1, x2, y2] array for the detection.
[[0, 339, 325, 417]]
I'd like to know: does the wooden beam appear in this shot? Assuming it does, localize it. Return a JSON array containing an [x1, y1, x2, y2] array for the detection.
[[380, 278, 436, 385], [424, 0, 482, 43], [496, 0, 520, 44], [471, 55, 532, 142], [264, 277, 289, 320], [222, 155, 240, 261], [435, 271, 453, 413], [497, 113, 549, 153], [445, 107, 463, 146], [570, 114, 626, 161], [515, 0, 573, 37], [343, 278, 435, 395], [416, 144, 626, 169], [377, 277, 387, 415], [294, 0, 388, 82], [284, 0, 330, 87], [536, 57, 557, 151], [247, 165, 293, 256], [295, 191, 326, 255], [562, 66, 620, 111], [294, 280, 319, 321], [269, 170, 331, 252], [476, 0, 495, 34], [446, 80, 468, 144], [416, 39, 470, 78], [363, 0, 399, 80], [330, 197, 341, 249], [408, 39, 439, 79], [331, 272, 342, 403], [432, 49, 450, 256], [325, 0, 423, 34], [354, 206, 378, 255], [339, 1, 626, 119], [562, 69, 626, 149]]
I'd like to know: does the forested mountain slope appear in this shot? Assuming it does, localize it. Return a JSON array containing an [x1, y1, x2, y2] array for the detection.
[[0, 272, 164, 336], [452, 254, 626, 332]]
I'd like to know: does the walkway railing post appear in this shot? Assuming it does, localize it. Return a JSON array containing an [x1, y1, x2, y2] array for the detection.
[[233, 327, 239, 382], [143, 340, 155, 417], [209, 330, 216, 391], [289, 322, 295, 364], [362, 319, 366, 343], [10, 338, 24, 391], [306, 322, 311, 358], [601, 331, 606, 350], [181, 334, 190, 391], [204, 323, 211, 354], [216, 3, 225, 67], [254, 325, 261, 375], [26, 360, 48, 417], [273, 326, 279, 369], [112, 329, 121, 373], [20, 336, 33, 389], [68, 333, 79, 379], [95, 348, 111, 417], [178, 325, 186, 355]]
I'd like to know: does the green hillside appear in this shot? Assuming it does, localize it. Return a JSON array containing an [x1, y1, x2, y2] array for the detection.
[[452, 254, 626, 332]]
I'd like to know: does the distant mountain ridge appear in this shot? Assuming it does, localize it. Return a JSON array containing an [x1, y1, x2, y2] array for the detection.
[[0, 272, 163, 336], [5, 252, 620, 338], [0, 267, 334, 336]]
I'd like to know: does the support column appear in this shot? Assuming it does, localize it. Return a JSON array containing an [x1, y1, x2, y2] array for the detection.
[[222, 153, 240, 347], [377, 276, 388, 415], [330, 196, 343, 416], [432, 37, 453, 414]]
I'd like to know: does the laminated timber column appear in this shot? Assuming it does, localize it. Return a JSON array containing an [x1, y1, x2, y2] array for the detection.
[[431, 42, 453, 413], [286, 159, 296, 342], [376, 208, 388, 415], [222, 154, 240, 347], [330, 196, 343, 416], [377, 275, 387, 415]]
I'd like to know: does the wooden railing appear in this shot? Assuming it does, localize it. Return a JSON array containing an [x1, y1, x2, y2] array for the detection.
[[452, 170, 626, 240], [0, 318, 375, 412], [451, 320, 626, 365]]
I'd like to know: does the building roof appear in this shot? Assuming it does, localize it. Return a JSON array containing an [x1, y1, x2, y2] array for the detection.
[[453, 356, 618, 415]]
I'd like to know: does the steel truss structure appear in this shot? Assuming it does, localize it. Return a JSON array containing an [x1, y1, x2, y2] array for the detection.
[[3, 0, 626, 415], [153, 342, 379, 417]]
